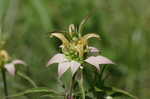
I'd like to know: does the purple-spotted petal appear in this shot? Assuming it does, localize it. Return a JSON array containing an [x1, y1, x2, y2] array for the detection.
[[47, 54, 67, 66], [58, 62, 70, 77], [88, 46, 100, 53], [4, 63, 16, 76], [70, 61, 81, 75], [12, 59, 26, 65], [85, 56, 100, 70]]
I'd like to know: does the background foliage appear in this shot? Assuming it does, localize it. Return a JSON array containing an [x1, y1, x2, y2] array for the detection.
[[0, 0, 149, 99]]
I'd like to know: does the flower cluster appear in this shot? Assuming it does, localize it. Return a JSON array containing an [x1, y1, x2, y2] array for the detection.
[[0, 50, 26, 76], [47, 24, 113, 77]]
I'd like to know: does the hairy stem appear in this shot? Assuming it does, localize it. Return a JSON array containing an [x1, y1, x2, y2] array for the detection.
[[1, 68, 8, 99]]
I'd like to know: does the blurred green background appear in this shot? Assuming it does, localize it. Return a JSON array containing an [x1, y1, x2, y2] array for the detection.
[[0, 0, 150, 99]]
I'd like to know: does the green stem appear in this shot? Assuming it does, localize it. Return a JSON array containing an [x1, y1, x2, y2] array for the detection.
[[1, 68, 8, 99], [69, 76, 74, 99], [80, 70, 85, 99], [64, 95, 66, 99], [99, 65, 106, 81]]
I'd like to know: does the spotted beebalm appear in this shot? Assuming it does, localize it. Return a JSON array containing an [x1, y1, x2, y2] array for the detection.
[[47, 21, 113, 77], [0, 50, 26, 76]]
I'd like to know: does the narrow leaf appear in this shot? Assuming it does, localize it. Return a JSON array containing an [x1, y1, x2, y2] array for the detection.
[[111, 87, 138, 99], [40, 94, 64, 98], [79, 15, 90, 33], [17, 71, 37, 88], [94, 87, 103, 92], [8, 87, 59, 97]]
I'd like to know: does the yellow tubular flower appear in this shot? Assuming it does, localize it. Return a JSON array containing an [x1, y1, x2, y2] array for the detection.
[[50, 25, 100, 58], [74, 33, 100, 57], [81, 33, 100, 44], [69, 24, 76, 36], [51, 33, 70, 48], [75, 39, 85, 57]]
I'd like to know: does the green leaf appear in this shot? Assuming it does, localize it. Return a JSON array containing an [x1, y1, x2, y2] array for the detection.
[[78, 15, 90, 33], [77, 70, 85, 99], [17, 71, 37, 88], [93, 86, 138, 99], [60, 69, 72, 90], [8, 87, 59, 97], [94, 87, 103, 92], [111, 87, 138, 99], [40, 94, 64, 98]]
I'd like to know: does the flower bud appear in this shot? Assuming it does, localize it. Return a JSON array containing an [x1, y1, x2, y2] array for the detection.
[[0, 50, 10, 67]]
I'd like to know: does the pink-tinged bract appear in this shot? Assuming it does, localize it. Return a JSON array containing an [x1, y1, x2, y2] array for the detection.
[[58, 62, 70, 77], [47, 53, 81, 77], [88, 46, 100, 53], [85, 56, 100, 70], [12, 59, 27, 65], [85, 55, 114, 70], [70, 61, 81, 75], [47, 54, 67, 66], [4, 59, 26, 76], [95, 56, 114, 64], [4, 63, 15, 76]]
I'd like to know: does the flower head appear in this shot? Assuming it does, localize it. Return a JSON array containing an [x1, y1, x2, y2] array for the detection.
[[0, 50, 26, 76], [47, 19, 114, 77]]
